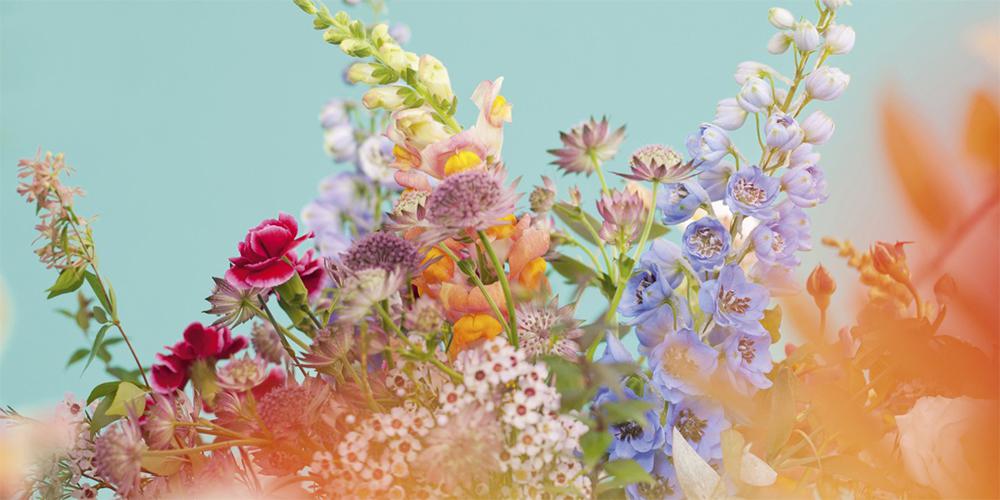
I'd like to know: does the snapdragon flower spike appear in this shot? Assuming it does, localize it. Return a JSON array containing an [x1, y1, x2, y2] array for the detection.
[[725, 166, 782, 220], [547, 116, 626, 175], [617, 145, 699, 183], [698, 265, 770, 331]]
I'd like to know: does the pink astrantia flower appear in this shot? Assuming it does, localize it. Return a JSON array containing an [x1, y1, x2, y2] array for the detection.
[[216, 354, 270, 392], [596, 189, 646, 245], [547, 117, 625, 175], [150, 322, 247, 393], [93, 417, 147, 497], [419, 167, 520, 245], [226, 213, 311, 289]]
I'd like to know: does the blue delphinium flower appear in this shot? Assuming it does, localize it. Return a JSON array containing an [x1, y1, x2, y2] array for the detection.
[[697, 160, 735, 202], [699, 265, 769, 329], [657, 181, 709, 225], [599, 330, 635, 365], [725, 166, 781, 220], [685, 123, 732, 167], [626, 452, 681, 500], [594, 387, 667, 472], [619, 240, 686, 320], [749, 202, 811, 266], [721, 330, 773, 395], [635, 297, 693, 353], [666, 396, 730, 461], [682, 217, 731, 272], [781, 164, 829, 208], [649, 329, 718, 403]]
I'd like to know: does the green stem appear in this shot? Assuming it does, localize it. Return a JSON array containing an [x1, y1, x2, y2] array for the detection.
[[575, 211, 615, 281], [605, 182, 660, 325], [144, 438, 269, 457], [477, 231, 518, 346], [435, 244, 511, 340], [589, 150, 611, 198], [374, 303, 462, 382]]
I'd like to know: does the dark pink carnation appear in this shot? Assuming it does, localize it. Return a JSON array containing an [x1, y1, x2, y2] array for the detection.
[[150, 322, 247, 393], [289, 249, 326, 298], [226, 213, 310, 289]]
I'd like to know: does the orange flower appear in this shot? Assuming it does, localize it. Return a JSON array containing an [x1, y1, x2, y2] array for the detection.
[[515, 257, 547, 289], [449, 313, 503, 357], [421, 247, 455, 284]]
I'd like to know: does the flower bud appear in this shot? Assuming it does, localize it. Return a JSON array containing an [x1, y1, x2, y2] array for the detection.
[[339, 38, 371, 57], [804, 66, 850, 101], [801, 110, 835, 144], [346, 63, 380, 85], [793, 21, 821, 51], [806, 264, 837, 311], [933, 274, 957, 306], [822, 0, 852, 9], [529, 177, 557, 213], [768, 7, 795, 30], [370, 23, 393, 46], [714, 97, 748, 130], [737, 77, 774, 113], [871, 241, 912, 285], [378, 43, 414, 73], [789, 143, 820, 168], [768, 32, 793, 54], [417, 54, 453, 103], [824, 24, 856, 55], [765, 112, 804, 151], [362, 86, 406, 111]]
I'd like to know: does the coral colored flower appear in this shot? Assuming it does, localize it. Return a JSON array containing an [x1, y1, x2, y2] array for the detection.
[[420, 247, 455, 284], [226, 213, 310, 289], [150, 322, 247, 393], [450, 313, 504, 357], [547, 116, 626, 175]]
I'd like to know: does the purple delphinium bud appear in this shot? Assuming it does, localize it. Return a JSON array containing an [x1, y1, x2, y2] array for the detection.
[[686, 123, 732, 167], [765, 112, 805, 151], [824, 24, 856, 55], [793, 20, 821, 51], [805, 66, 851, 101], [714, 97, 748, 130], [781, 164, 829, 207], [801, 110, 835, 144], [737, 77, 774, 113], [725, 166, 782, 219], [697, 161, 735, 202]]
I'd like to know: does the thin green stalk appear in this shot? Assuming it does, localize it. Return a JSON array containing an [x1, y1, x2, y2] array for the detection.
[[588, 150, 611, 197], [435, 244, 511, 339], [477, 231, 518, 346], [605, 182, 660, 325], [374, 303, 462, 382]]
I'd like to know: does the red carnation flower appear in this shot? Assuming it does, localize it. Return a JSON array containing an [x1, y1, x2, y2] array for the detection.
[[150, 322, 247, 393], [226, 213, 310, 289]]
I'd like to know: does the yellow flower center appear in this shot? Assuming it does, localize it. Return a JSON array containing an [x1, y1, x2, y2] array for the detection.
[[450, 313, 504, 356], [490, 95, 512, 123], [485, 214, 518, 239], [517, 257, 547, 290], [421, 248, 455, 284], [443, 149, 483, 176]]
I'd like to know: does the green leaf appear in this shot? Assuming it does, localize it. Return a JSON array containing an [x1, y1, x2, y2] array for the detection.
[[764, 367, 795, 459], [106, 382, 147, 417], [66, 348, 89, 368], [604, 459, 654, 485], [89, 396, 120, 436], [760, 305, 782, 343], [552, 202, 601, 245], [83, 324, 112, 373], [580, 430, 612, 469], [87, 381, 120, 404], [601, 399, 653, 426], [92, 306, 109, 324], [648, 223, 670, 239], [47, 266, 86, 299], [550, 254, 599, 286], [84, 271, 113, 319]]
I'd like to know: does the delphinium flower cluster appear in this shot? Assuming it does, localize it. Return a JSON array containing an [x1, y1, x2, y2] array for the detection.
[[3, 0, 875, 498]]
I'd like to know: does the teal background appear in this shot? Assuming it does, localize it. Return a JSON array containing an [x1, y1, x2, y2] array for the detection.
[[1, 0, 997, 409]]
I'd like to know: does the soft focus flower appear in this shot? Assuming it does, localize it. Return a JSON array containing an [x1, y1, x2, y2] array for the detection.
[[151, 322, 247, 393], [204, 276, 263, 328], [737, 77, 774, 113], [517, 299, 583, 360], [338, 267, 406, 322], [685, 123, 732, 167], [767, 32, 793, 55], [251, 321, 288, 364], [450, 313, 504, 357], [404, 295, 445, 336], [721, 331, 773, 395], [824, 23, 856, 55], [529, 176, 557, 214], [319, 99, 350, 129], [417, 403, 502, 492], [323, 123, 358, 162], [595, 387, 666, 471], [697, 161, 735, 201], [665, 397, 729, 460], [547, 117, 626, 175], [764, 112, 804, 151], [896, 396, 997, 498], [734, 61, 791, 85], [289, 249, 326, 298], [822, 0, 852, 9], [422, 169, 519, 243], [713, 98, 748, 130], [781, 164, 829, 207], [806, 264, 837, 311], [216, 354, 270, 392], [341, 231, 421, 274], [800, 112, 834, 146], [389, 23, 411, 44], [93, 418, 146, 497], [793, 20, 820, 51], [417, 55, 454, 103], [870, 240, 912, 284], [226, 213, 310, 289], [682, 217, 731, 271], [596, 189, 646, 245], [804, 66, 850, 101], [750, 202, 810, 266], [768, 7, 795, 29], [699, 265, 769, 330], [649, 329, 719, 402], [143, 391, 197, 450], [358, 136, 401, 187], [788, 142, 821, 168], [725, 166, 782, 219], [626, 452, 681, 500], [657, 181, 709, 225]]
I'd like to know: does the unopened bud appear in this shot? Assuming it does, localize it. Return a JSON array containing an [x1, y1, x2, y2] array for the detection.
[[346, 63, 380, 85], [768, 7, 795, 30], [362, 86, 406, 111], [793, 20, 821, 52], [806, 264, 837, 311], [933, 274, 957, 306], [768, 32, 793, 55], [870, 241, 911, 285], [824, 24, 856, 55]]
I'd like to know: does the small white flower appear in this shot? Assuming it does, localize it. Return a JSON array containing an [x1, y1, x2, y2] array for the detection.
[[793, 20, 821, 51], [767, 7, 795, 29], [824, 23, 856, 55], [822, 0, 852, 9], [713, 97, 748, 130], [805, 66, 851, 101], [736, 76, 774, 113], [801, 110, 836, 144], [767, 31, 793, 55], [765, 112, 805, 151]]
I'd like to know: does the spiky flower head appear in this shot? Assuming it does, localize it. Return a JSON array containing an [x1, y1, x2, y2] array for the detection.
[[337, 267, 406, 322], [143, 391, 198, 450], [341, 231, 421, 274], [547, 117, 626, 175], [618, 145, 699, 183], [596, 189, 646, 245], [93, 418, 146, 497], [216, 354, 270, 392], [517, 298, 584, 360], [204, 277, 264, 328], [422, 168, 519, 243], [529, 176, 557, 214], [251, 321, 288, 365], [404, 295, 446, 337]]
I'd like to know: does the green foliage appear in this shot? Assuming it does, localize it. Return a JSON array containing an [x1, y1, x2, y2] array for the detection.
[[580, 430, 613, 469], [47, 266, 86, 298]]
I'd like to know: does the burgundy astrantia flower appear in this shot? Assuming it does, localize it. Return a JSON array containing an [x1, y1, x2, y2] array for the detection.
[[226, 213, 311, 289], [150, 322, 247, 393]]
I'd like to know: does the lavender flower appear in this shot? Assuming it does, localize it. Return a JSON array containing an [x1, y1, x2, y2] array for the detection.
[[341, 231, 421, 274], [736, 77, 773, 113], [596, 189, 645, 245], [685, 123, 732, 167], [619, 240, 685, 321], [764, 112, 804, 152], [657, 181, 709, 225], [721, 331, 773, 395], [682, 217, 731, 271], [698, 265, 769, 330], [635, 297, 693, 353], [547, 117, 626, 175], [594, 387, 666, 471], [801, 110, 835, 145], [357, 136, 400, 188], [697, 161, 735, 201], [713, 98, 748, 130], [750, 201, 811, 266], [725, 166, 781, 219], [649, 329, 718, 403], [319, 99, 351, 129], [781, 164, 829, 207], [626, 452, 681, 500], [323, 123, 359, 162], [665, 397, 729, 460]]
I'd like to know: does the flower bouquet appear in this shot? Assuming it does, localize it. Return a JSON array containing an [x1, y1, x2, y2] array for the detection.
[[3, 0, 997, 498]]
